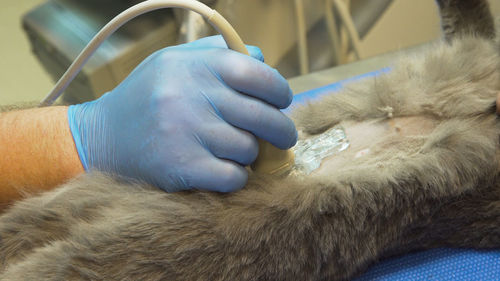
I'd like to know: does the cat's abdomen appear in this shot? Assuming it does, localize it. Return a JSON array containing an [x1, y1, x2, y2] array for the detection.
[[313, 115, 439, 176]]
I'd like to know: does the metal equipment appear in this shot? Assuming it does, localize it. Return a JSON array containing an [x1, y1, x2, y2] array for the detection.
[[23, 0, 178, 104], [23, 0, 392, 103]]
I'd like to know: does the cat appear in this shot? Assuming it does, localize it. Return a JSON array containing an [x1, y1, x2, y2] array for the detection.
[[1, 0, 500, 280]]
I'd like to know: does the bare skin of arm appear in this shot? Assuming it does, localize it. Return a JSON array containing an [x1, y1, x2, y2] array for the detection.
[[0, 106, 84, 210]]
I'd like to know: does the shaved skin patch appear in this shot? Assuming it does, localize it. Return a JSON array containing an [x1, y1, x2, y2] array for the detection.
[[312, 116, 438, 176]]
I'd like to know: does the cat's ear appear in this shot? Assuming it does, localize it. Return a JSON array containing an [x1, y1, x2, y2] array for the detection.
[[435, 0, 495, 42]]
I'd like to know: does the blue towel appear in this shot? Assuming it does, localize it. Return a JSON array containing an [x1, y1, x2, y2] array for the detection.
[[289, 70, 500, 280], [355, 248, 500, 281]]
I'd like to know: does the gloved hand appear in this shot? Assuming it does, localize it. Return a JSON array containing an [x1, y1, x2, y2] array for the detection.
[[68, 36, 297, 192]]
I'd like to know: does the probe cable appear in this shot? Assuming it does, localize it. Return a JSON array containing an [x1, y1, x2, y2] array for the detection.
[[39, 0, 248, 106]]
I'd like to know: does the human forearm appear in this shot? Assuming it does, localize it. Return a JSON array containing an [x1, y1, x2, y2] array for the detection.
[[0, 106, 84, 208]]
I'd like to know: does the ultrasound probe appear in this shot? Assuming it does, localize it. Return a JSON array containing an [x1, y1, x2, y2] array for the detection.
[[38, 0, 295, 175]]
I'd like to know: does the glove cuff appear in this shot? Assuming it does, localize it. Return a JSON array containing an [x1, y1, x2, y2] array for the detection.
[[67, 104, 90, 171]]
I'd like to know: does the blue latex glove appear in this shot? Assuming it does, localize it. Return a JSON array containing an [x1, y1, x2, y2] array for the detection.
[[68, 36, 297, 192]]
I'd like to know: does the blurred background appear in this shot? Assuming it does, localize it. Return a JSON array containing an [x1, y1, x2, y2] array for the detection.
[[1, 0, 500, 105]]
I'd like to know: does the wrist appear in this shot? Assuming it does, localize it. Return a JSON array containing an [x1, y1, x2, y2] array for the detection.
[[67, 98, 114, 174], [68, 104, 91, 171], [0, 106, 84, 206]]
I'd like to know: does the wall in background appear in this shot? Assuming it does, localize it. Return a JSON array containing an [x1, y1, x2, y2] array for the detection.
[[361, 0, 500, 58], [1, 0, 499, 105], [0, 0, 52, 105], [360, 0, 440, 58]]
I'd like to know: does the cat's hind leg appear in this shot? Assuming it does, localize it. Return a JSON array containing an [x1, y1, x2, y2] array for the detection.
[[425, 184, 500, 249], [0, 174, 133, 272]]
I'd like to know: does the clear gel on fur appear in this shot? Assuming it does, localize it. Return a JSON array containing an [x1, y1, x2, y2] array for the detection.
[[292, 126, 349, 174]]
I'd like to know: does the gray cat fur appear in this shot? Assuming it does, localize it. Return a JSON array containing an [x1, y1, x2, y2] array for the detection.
[[1, 0, 500, 280]]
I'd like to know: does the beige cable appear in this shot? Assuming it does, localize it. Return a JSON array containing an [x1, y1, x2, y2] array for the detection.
[[39, 0, 247, 106]]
